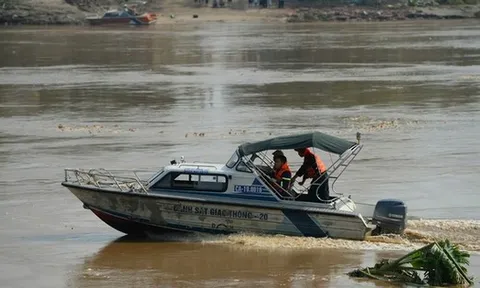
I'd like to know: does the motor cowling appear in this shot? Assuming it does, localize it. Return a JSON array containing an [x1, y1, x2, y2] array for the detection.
[[371, 199, 407, 235]]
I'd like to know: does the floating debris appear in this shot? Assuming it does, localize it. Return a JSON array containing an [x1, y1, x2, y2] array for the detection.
[[227, 129, 247, 136], [183, 129, 251, 139], [348, 239, 474, 287], [56, 124, 136, 134], [339, 115, 424, 133]]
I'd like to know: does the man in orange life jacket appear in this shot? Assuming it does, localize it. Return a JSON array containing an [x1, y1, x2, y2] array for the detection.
[[270, 154, 292, 191], [290, 147, 329, 201]]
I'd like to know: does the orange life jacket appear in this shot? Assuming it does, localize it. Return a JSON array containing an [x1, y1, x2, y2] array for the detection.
[[274, 162, 291, 182], [304, 148, 326, 178]]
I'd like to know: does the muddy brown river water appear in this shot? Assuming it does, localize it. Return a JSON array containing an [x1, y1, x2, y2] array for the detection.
[[1, 20, 480, 288]]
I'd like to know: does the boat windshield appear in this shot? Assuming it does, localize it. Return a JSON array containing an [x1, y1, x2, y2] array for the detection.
[[146, 168, 164, 185], [225, 150, 239, 168]]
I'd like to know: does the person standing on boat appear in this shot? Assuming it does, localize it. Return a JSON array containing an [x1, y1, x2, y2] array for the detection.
[[270, 154, 292, 191], [290, 148, 329, 201], [272, 150, 284, 163]]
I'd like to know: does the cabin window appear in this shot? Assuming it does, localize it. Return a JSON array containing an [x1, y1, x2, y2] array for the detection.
[[225, 151, 239, 168], [236, 160, 252, 173], [151, 172, 228, 192]]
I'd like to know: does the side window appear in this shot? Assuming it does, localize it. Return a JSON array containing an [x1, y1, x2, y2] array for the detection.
[[175, 174, 190, 181], [236, 160, 252, 173], [172, 173, 196, 189], [190, 174, 200, 181], [151, 172, 227, 192], [196, 175, 227, 191]]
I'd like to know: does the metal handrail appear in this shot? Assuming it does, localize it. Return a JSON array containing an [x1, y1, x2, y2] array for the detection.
[[328, 144, 363, 196], [64, 168, 149, 194], [178, 164, 218, 170], [244, 156, 305, 201], [246, 159, 297, 200], [307, 144, 361, 201], [244, 143, 362, 203], [249, 151, 325, 200]]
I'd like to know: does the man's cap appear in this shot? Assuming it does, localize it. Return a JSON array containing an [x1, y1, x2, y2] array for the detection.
[[272, 150, 284, 156], [276, 154, 287, 162]]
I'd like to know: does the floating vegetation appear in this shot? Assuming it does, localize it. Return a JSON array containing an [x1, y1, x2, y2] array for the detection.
[[340, 115, 424, 133], [56, 124, 136, 134], [348, 239, 474, 287]]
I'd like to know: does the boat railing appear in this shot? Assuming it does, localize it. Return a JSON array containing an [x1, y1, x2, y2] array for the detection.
[[64, 168, 149, 194], [84, 13, 100, 18], [244, 153, 299, 201], [294, 144, 362, 201], [327, 144, 363, 196], [178, 163, 218, 170], [244, 143, 362, 203]]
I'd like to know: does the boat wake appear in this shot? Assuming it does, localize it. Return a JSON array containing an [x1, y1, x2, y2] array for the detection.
[[148, 219, 480, 253], [404, 219, 480, 251]]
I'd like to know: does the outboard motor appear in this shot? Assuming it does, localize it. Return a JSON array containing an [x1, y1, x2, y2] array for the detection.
[[371, 199, 407, 235]]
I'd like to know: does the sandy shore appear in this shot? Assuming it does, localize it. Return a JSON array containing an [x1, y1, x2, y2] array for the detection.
[[156, 5, 480, 24], [151, 7, 294, 24], [1, 0, 480, 25]]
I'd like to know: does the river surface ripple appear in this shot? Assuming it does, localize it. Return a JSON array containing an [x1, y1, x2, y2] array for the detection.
[[0, 21, 479, 288]]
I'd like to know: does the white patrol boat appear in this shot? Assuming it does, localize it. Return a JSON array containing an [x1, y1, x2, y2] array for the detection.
[[61, 131, 407, 240]]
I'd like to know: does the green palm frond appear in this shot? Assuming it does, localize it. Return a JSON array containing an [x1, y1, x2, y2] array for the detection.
[[439, 239, 470, 266], [347, 240, 474, 287]]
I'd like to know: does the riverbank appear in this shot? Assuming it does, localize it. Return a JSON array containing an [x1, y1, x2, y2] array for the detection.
[[0, 0, 85, 25], [286, 4, 480, 22], [1, 0, 480, 25]]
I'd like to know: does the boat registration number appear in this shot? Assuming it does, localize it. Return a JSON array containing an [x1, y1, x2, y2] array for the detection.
[[234, 185, 264, 193]]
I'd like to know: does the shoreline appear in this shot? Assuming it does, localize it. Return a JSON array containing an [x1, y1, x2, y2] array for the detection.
[[1, 1, 480, 25], [286, 5, 480, 23]]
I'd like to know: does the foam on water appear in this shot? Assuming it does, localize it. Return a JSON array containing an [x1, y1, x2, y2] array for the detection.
[[405, 219, 480, 251], [170, 219, 480, 253]]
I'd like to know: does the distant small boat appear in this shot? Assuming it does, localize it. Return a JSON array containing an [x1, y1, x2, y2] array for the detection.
[[86, 4, 157, 26]]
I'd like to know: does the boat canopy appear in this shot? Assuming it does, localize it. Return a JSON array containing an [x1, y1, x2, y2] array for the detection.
[[237, 132, 357, 156]]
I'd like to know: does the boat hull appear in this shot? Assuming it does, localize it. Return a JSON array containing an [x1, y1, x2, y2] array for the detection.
[[63, 183, 370, 240], [86, 13, 157, 26], [88, 205, 177, 235]]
